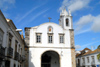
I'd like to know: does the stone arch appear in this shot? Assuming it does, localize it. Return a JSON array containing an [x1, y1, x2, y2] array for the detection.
[[41, 50, 60, 67]]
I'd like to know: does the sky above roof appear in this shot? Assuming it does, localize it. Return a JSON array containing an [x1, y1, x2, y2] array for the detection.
[[0, 0, 100, 51]]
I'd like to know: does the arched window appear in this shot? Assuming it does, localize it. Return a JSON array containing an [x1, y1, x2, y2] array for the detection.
[[48, 26, 53, 33], [66, 19, 69, 26]]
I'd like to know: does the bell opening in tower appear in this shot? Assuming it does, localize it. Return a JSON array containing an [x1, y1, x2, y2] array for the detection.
[[66, 19, 69, 26]]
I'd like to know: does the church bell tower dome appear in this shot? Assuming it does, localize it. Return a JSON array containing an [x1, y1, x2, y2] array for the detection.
[[59, 9, 73, 29], [60, 8, 68, 16]]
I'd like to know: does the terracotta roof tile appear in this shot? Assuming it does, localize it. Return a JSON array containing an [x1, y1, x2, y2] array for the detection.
[[76, 48, 100, 57], [83, 49, 100, 56]]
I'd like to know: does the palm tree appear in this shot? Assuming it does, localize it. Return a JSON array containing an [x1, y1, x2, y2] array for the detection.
[[97, 53, 100, 60], [97, 45, 100, 60], [97, 45, 100, 49]]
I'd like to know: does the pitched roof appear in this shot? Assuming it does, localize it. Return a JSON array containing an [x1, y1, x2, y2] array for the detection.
[[76, 48, 91, 57], [83, 49, 100, 55], [81, 48, 91, 52], [76, 48, 100, 57]]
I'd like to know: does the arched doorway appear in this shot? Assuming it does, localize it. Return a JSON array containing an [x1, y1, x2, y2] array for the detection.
[[41, 51, 60, 67]]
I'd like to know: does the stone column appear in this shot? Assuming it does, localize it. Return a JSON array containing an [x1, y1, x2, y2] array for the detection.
[[69, 29, 76, 67]]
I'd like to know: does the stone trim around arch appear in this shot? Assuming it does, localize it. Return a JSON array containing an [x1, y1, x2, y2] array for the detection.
[[40, 50, 61, 59], [40, 50, 61, 67]]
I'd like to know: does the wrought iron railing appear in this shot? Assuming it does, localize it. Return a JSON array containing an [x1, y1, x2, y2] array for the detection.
[[0, 46, 5, 59], [14, 51, 19, 60], [7, 47, 13, 58], [18, 55, 21, 62]]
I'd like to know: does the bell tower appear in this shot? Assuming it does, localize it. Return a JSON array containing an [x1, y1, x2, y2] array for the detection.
[[59, 9, 73, 29]]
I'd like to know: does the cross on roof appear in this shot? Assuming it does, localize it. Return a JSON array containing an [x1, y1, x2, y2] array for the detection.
[[48, 17, 52, 22]]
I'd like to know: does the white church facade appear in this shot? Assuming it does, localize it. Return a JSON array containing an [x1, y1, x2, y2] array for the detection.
[[25, 9, 76, 67]]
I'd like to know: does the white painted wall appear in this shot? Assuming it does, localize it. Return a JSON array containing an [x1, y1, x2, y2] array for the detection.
[[29, 22, 73, 67], [28, 9, 74, 67], [76, 53, 100, 67], [0, 11, 25, 67], [30, 22, 71, 47], [29, 48, 72, 67]]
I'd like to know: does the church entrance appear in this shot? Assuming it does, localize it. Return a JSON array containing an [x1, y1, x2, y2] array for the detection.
[[41, 51, 60, 67]]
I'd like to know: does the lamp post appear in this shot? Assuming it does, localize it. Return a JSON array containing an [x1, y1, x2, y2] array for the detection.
[[15, 29, 22, 32]]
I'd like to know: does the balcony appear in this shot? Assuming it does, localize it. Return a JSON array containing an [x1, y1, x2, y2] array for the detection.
[[0, 46, 5, 59], [14, 52, 19, 60], [18, 55, 21, 62], [7, 47, 13, 58], [91, 61, 95, 65]]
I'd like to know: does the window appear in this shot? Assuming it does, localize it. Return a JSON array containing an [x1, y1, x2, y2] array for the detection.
[[0, 29, 4, 46], [48, 34, 53, 43], [8, 38, 12, 47], [87, 57, 89, 63], [66, 19, 69, 26], [15, 40, 18, 52], [91, 56, 95, 62], [18, 45, 20, 53], [36, 33, 41, 43], [8, 33, 13, 47], [82, 58, 85, 63], [59, 34, 64, 43]]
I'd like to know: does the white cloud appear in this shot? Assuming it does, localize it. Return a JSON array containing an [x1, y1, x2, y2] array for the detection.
[[75, 14, 94, 31], [17, 3, 47, 23], [76, 41, 99, 50], [18, 9, 49, 28], [76, 14, 94, 25], [75, 14, 100, 35], [75, 29, 91, 35], [17, 6, 40, 22], [59, 0, 90, 12], [75, 45, 81, 49], [91, 15, 100, 32], [0, 0, 15, 10], [29, 9, 49, 22]]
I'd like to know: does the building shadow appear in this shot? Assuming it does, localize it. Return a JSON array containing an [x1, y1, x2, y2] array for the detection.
[[29, 50, 35, 67]]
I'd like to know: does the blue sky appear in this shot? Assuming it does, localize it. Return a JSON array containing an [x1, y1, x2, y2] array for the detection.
[[0, 0, 100, 51]]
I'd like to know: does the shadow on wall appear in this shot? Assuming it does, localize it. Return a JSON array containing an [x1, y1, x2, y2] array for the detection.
[[29, 50, 35, 67]]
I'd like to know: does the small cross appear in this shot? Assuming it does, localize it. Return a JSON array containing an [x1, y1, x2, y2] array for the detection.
[[48, 17, 52, 22]]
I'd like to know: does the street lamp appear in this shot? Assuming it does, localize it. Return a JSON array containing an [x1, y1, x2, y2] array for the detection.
[[15, 29, 22, 32], [15, 29, 23, 35]]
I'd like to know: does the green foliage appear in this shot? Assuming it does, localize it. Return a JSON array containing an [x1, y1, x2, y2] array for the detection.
[[97, 45, 100, 49], [97, 45, 100, 60], [97, 53, 100, 60]]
